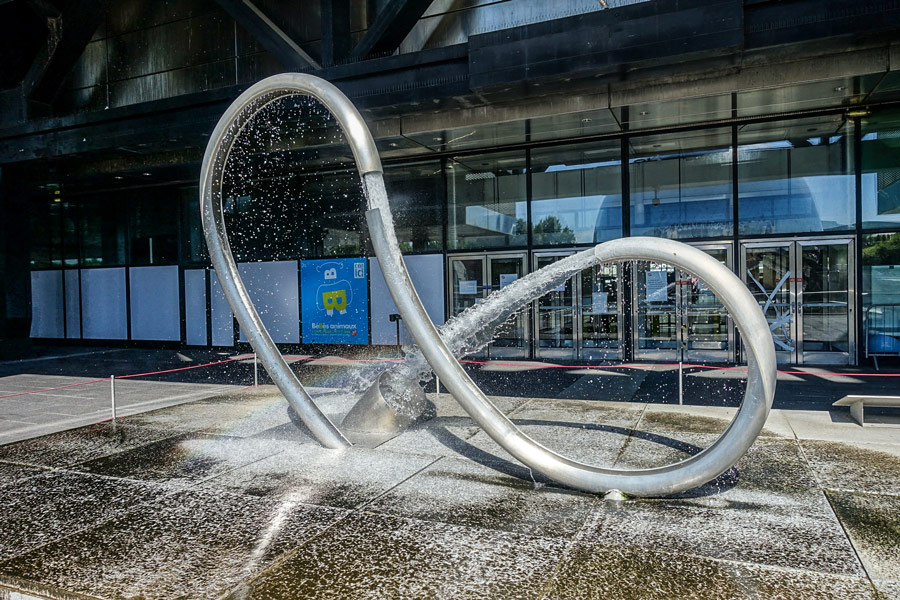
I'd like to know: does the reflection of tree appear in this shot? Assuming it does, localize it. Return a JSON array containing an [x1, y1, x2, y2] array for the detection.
[[532, 216, 576, 245], [863, 232, 900, 265]]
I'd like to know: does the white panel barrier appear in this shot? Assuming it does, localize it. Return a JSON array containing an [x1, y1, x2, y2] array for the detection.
[[64, 270, 81, 339], [29, 270, 64, 338], [184, 269, 208, 346], [210, 272, 235, 347], [237, 261, 300, 344], [81, 268, 127, 340], [129, 266, 181, 341], [369, 254, 445, 346]]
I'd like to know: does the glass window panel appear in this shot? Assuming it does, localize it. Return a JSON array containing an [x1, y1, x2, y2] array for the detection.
[[861, 232, 900, 356], [448, 151, 527, 250], [861, 110, 900, 229], [29, 196, 60, 269], [738, 115, 855, 235], [79, 193, 127, 267], [629, 128, 733, 239], [129, 189, 179, 265], [531, 141, 622, 246], [182, 186, 208, 264], [383, 160, 444, 253]]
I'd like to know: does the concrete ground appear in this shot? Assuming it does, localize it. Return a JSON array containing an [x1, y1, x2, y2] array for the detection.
[[0, 374, 898, 599]]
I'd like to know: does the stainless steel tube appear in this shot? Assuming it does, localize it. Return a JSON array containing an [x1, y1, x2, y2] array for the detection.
[[202, 72, 777, 496], [200, 74, 384, 449], [368, 208, 776, 496]]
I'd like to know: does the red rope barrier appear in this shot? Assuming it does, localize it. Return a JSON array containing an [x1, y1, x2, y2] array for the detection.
[[0, 354, 254, 400]]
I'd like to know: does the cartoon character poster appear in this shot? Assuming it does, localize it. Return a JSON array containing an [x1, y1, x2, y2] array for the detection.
[[301, 258, 369, 344]]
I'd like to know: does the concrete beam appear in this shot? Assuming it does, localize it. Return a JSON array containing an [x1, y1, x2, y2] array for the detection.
[[216, 0, 321, 71]]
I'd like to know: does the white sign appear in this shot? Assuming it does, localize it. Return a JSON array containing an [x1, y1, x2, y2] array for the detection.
[[591, 291, 608, 314], [499, 273, 518, 288], [459, 280, 478, 295], [645, 270, 668, 302]]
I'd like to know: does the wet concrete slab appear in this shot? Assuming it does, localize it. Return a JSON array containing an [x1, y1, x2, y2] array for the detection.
[[579, 488, 864, 577], [0, 487, 349, 600], [615, 433, 820, 493], [800, 440, 900, 494], [827, 491, 900, 590], [545, 541, 877, 600], [75, 432, 284, 485], [226, 511, 569, 600], [0, 422, 176, 469], [198, 443, 436, 509], [0, 390, 897, 599], [0, 470, 164, 562], [366, 456, 597, 538]]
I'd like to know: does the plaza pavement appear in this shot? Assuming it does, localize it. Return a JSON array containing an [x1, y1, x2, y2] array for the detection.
[[0, 351, 897, 598]]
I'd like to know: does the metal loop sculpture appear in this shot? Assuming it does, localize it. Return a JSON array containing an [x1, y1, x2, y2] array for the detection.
[[200, 73, 777, 497]]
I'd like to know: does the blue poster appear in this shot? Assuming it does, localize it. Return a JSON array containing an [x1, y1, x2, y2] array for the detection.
[[301, 257, 369, 344]]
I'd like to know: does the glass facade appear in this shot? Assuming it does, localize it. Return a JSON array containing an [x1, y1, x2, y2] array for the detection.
[[738, 115, 855, 235], [23, 105, 900, 364], [448, 151, 527, 250], [861, 110, 900, 230], [630, 128, 732, 239], [531, 141, 622, 245]]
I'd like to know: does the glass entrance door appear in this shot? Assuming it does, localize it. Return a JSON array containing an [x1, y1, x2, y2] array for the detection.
[[534, 254, 576, 359], [740, 238, 854, 365], [633, 245, 733, 362], [487, 254, 529, 358], [533, 252, 623, 360], [449, 253, 528, 358]]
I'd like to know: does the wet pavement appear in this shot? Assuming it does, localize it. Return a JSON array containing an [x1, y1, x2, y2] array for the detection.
[[0, 383, 897, 599]]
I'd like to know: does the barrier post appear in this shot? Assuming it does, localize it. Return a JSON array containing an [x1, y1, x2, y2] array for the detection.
[[678, 362, 683, 405], [253, 353, 258, 387], [435, 375, 440, 394], [110, 375, 117, 420]]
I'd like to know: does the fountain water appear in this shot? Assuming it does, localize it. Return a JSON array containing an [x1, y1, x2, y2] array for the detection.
[[200, 73, 777, 497]]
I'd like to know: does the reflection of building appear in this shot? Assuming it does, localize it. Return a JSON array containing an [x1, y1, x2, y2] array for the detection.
[[3, 0, 900, 365]]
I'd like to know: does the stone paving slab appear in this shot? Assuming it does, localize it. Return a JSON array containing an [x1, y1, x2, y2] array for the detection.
[[0, 470, 165, 562], [365, 455, 597, 538], [826, 491, 900, 589], [198, 442, 436, 509], [800, 440, 900, 494], [0, 422, 177, 469], [544, 542, 878, 600], [0, 387, 897, 599], [74, 432, 284, 485], [0, 487, 349, 600], [226, 511, 570, 600]]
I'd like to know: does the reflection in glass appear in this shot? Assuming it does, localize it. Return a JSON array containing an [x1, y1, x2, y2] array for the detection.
[[744, 245, 795, 362], [862, 232, 900, 357], [450, 258, 484, 316], [531, 142, 622, 245], [629, 128, 732, 239], [448, 152, 527, 250], [634, 261, 677, 358], [488, 255, 528, 355], [683, 248, 730, 362], [861, 110, 900, 229], [581, 264, 619, 355], [738, 116, 855, 235], [801, 243, 850, 356], [535, 255, 574, 355]]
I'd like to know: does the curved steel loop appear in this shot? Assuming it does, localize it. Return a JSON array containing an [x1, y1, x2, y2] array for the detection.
[[200, 74, 383, 449], [202, 73, 777, 496]]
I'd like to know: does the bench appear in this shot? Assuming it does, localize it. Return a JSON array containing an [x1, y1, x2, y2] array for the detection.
[[832, 395, 900, 426]]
